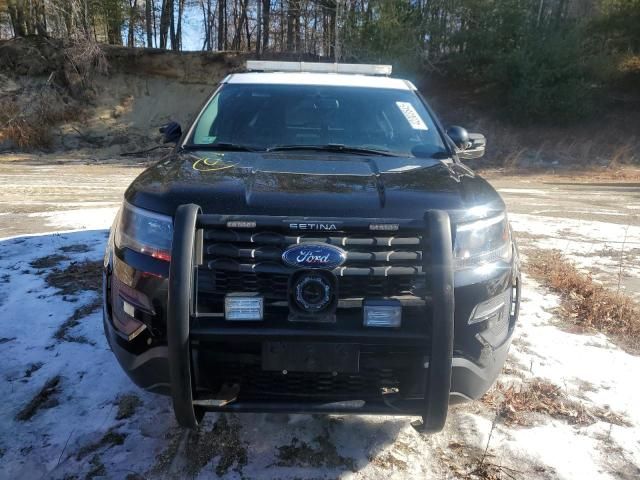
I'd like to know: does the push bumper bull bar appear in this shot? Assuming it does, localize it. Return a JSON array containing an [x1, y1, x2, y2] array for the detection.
[[166, 205, 454, 431]]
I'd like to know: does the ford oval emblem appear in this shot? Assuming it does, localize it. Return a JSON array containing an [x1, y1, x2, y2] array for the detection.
[[282, 243, 347, 269]]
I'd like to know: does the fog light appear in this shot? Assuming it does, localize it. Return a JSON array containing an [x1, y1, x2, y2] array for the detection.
[[113, 300, 147, 340], [469, 289, 511, 325], [225, 293, 263, 321], [122, 300, 136, 317], [110, 276, 151, 341], [364, 299, 401, 328]]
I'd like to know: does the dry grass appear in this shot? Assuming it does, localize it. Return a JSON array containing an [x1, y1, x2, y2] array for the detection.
[[45, 260, 102, 296], [274, 432, 356, 471], [483, 379, 629, 427], [60, 243, 92, 254], [527, 250, 640, 354], [619, 55, 640, 75], [115, 394, 142, 420], [0, 97, 51, 149], [76, 428, 127, 461], [480, 166, 640, 183], [63, 35, 109, 93], [30, 254, 68, 270], [0, 88, 80, 150], [53, 297, 101, 344], [86, 455, 107, 480], [15, 376, 62, 421], [151, 415, 248, 477], [441, 441, 526, 480], [0, 36, 106, 150], [370, 451, 409, 471]]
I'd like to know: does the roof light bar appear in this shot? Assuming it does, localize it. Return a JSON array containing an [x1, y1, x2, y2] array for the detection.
[[246, 61, 392, 76]]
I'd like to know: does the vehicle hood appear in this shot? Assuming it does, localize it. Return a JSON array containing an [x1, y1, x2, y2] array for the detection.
[[125, 151, 504, 221]]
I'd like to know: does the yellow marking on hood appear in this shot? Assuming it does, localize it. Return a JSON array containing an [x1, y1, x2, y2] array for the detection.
[[192, 156, 237, 172]]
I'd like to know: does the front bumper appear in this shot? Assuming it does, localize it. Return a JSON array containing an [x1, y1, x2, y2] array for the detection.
[[104, 310, 513, 408], [103, 207, 519, 430]]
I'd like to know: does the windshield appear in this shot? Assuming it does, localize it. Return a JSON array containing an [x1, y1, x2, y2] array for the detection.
[[187, 83, 447, 157]]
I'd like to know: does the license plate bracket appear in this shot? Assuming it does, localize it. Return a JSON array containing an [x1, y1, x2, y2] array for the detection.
[[262, 342, 359, 373]]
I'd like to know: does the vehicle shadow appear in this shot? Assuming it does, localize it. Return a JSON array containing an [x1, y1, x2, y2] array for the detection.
[[0, 230, 417, 479]]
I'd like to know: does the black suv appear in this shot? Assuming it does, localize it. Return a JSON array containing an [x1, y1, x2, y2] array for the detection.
[[103, 62, 520, 432]]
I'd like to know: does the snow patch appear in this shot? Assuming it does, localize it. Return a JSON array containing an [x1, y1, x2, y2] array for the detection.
[[26, 207, 118, 232]]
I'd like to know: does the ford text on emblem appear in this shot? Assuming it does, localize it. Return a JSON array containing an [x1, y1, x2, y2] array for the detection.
[[282, 243, 347, 269]]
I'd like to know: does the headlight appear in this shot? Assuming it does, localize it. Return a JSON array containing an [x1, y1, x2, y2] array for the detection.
[[114, 202, 173, 261], [454, 213, 512, 270]]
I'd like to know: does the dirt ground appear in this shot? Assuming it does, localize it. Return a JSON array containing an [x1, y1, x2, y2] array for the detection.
[[0, 154, 146, 238], [485, 172, 640, 301], [1, 156, 639, 479]]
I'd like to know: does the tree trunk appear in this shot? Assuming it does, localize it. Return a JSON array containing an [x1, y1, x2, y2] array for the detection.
[[294, 0, 300, 52], [256, 0, 262, 54], [80, 0, 90, 37], [200, 0, 211, 50], [145, 0, 154, 46], [105, 0, 124, 45], [286, 0, 294, 51], [6, 0, 18, 37], [279, 0, 284, 50], [159, 0, 173, 48], [205, 0, 215, 50], [175, 0, 185, 50], [244, 0, 250, 50], [33, 0, 47, 36], [218, 0, 227, 50], [170, 0, 177, 50], [329, 1, 336, 59], [231, 0, 241, 49], [128, 0, 138, 47], [334, 0, 340, 61], [153, 0, 158, 46], [7, 0, 27, 37], [262, 0, 270, 52]]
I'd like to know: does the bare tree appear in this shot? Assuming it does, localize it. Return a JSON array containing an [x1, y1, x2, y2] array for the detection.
[[262, 0, 270, 52], [217, 0, 226, 50], [286, 0, 294, 51], [256, 0, 261, 53], [127, 0, 138, 47], [6, 0, 28, 36], [159, 0, 172, 48], [175, 0, 185, 50], [199, 0, 215, 50], [145, 0, 153, 46]]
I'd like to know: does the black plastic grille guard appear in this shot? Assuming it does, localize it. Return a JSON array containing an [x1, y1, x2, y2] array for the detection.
[[166, 207, 454, 430]]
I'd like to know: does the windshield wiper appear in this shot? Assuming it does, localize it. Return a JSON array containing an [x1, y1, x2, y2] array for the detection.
[[267, 144, 401, 157], [183, 142, 261, 152]]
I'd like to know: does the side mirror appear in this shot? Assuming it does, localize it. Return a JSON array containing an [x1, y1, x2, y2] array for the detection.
[[159, 121, 182, 144], [460, 133, 486, 160], [446, 125, 469, 149], [447, 125, 486, 160]]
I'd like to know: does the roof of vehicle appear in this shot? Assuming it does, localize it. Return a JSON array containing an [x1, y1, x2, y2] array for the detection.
[[224, 72, 417, 91]]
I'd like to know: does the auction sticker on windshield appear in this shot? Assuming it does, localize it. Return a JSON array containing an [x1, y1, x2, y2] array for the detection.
[[396, 101, 428, 130]]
